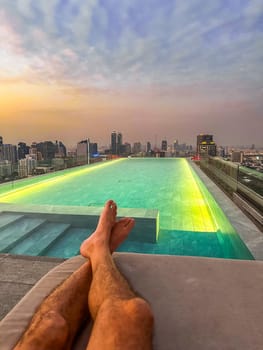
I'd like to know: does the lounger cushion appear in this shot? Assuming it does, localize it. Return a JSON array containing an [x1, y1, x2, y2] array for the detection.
[[0, 253, 263, 350]]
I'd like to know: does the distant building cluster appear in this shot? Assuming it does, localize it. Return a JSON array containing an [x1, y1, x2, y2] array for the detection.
[[0, 131, 262, 183], [0, 131, 195, 182], [108, 131, 194, 158], [0, 137, 67, 181], [195, 134, 263, 172]]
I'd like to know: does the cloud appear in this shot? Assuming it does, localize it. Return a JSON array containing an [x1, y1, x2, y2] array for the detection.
[[17, 0, 35, 19], [0, 0, 262, 101]]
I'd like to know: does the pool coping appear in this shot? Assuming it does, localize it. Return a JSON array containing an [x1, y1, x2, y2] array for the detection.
[[190, 160, 263, 260]]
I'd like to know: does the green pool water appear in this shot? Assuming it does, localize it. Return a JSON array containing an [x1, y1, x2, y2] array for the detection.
[[0, 158, 253, 259]]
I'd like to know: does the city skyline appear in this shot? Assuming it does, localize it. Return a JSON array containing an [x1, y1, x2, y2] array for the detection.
[[0, 131, 194, 150], [0, 1, 263, 147], [1, 131, 262, 152]]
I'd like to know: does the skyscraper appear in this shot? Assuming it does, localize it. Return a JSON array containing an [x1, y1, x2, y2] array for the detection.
[[30, 143, 43, 161], [146, 142, 151, 153], [36, 141, 57, 160], [117, 132, 122, 155], [0, 136, 3, 161], [77, 139, 89, 164], [55, 141, 67, 158], [121, 142, 131, 156], [197, 134, 217, 157], [133, 142, 142, 154], [19, 156, 37, 177], [18, 142, 30, 160], [76, 139, 97, 164], [173, 140, 179, 152], [161, 140, 168, 151], [90, 142, 98, 155], [111, 131, 122, 155], [1, 144, 17, 164], [111, 131, 117, 154]]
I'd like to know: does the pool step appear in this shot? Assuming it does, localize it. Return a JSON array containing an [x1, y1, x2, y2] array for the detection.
[[0, 210, 93, 258], [0, 213, 25, 230], [42, 227, 92, 258], [8, 222, 71, 256], [0, 217, 46, 253]]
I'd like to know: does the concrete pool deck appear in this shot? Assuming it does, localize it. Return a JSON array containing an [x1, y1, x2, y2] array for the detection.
[[0, 254, 63, 320]]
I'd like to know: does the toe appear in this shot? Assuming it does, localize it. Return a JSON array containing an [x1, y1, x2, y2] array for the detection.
[[120, 218, 135, 229], [105, 200, 114, 208]]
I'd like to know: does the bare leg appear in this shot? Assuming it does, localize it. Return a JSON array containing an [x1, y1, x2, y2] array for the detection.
[[80, 200, 154, 350], [14, 209, 135, 350]]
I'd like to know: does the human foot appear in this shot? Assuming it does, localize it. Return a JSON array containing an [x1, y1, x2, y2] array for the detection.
[[110, 217, 135, 252], [81, 217, 135, 258], [80, 200, 117, 258], [80, 202, 135, 258]]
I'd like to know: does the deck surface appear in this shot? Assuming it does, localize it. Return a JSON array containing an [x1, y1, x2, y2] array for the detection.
[[0, 254, 63, 320]]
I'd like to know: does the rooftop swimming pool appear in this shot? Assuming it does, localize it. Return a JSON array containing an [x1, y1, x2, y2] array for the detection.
[[0, 158, 253, 259]]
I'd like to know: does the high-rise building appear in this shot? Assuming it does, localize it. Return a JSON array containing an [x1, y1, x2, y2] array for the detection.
[[0, 144, 17, 164], [111, 131, 122, 155], [173, 140, 179, 152], [197, 134, 217, 157], [18, 142, 30, 160], [161, 140, 168, 151], [111, 131, 117, 154], [77, 140, 89, 164], [120, 142, 131, 156], [146, 142, 151, 153], [18, 156, 37, 177], [218, 146, 226, 158], [117, 133, 122, 155], [30, 143, 42, 161], [55, 141, 67, 158], [0, 137, 3, 161], [90, 143, 98, 156], [133, 142, 142, 154], [36, 141, 57, 160], [77, 139, 97, 164]]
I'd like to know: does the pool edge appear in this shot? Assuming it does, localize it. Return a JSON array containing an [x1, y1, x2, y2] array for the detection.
[[189, 160, 263, 260]]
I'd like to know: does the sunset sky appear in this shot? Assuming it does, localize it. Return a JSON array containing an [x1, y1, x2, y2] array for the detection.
[[0, 0, 262, 148]]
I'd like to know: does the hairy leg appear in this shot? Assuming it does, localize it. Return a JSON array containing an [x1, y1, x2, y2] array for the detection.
[[14, 205, 134, 350], [14, 261, 92, 350], [80, 200, 154, 350]]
